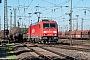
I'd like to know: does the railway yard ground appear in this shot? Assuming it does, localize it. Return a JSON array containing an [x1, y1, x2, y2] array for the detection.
[[1, 0, 90, 60], [58, 39, 90, 46], [0, 39, 90, 60]]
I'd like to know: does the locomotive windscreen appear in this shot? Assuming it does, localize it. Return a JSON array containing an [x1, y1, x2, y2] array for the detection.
[[43, 23, 49, 28], [43, 23, 56, 28], [50, 24, 56, 28]]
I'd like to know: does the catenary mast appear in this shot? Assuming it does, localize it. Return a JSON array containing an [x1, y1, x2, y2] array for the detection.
[[4, 0, 8, 38]]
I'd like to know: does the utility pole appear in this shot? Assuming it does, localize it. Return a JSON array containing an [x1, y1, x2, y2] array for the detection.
[[34, 12, 41, 22], [19, 17, 22, 28], [17, 20, 20, 27], [31, 20, 32, 25], [81, 18, 84, 31], [73, 20, 74, 30], [14, 8, 16, 27], [28, 13, 32, 25], [22, 21, 24, 32], [59, 25, 60, 31], [76, 15, 79, 30], [24, 24, 26, 33], [69, 0, 72, 46], [0, 16, 1, 30], [0, 0, 1, 30], [81, 18, 84, 39], [10, 9, 12, 32]]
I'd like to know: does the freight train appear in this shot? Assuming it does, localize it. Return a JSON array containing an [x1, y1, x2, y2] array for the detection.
[[28, 19, 58, 43], [0, 27, 23, 43], [58, 30, 90, 40], [0, 19, 58, 44], [8, 27, 23, 43]]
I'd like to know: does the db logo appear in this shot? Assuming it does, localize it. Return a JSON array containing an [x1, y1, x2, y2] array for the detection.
[[32, 28, 35, 33]]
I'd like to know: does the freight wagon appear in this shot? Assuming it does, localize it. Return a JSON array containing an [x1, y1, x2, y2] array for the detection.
[[58, 30, 90, 40]]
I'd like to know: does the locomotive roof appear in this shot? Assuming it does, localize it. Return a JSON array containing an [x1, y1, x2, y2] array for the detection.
[[30, 19, 56, 26], [41, 19, 55, 22]]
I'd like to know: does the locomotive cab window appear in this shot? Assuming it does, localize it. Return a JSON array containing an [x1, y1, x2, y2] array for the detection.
[[43, 23, 49, 28], [50, 24, 56, 28]]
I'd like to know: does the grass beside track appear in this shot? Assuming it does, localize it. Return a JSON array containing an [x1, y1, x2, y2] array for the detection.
[[0, 43, 17, 59]]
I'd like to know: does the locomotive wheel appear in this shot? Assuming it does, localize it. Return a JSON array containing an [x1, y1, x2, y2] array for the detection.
[[41, 40, 44, 44], [38, 40, 45, 44]]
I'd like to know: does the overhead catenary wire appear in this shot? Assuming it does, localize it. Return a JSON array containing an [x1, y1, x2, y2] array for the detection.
[[73, 0, 84, 9], [17, 0, 70, 20], [41, 0, 70, 16], [2, 0, 89, 30]]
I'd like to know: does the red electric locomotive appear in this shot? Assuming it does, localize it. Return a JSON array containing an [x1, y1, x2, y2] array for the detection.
[[28, 19, 58, 43]]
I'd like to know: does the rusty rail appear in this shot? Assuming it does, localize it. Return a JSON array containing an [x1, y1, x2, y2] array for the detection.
[[24, 43, 82, 60], [26, 45, 53, 60], [39, 46, 81, 60]]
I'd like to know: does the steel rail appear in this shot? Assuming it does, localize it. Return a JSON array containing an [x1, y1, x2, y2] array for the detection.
[[24, 43, 82, 60], [39, 46, 81, 60]]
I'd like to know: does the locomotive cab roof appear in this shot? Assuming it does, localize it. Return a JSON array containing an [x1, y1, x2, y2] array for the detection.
[[41, 19, 55, 22], [29, 19, 56, 26]]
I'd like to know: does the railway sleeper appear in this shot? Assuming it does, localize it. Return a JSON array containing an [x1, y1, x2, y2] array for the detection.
[[40, 47, 82, 60], [26, 45, 62, 60], [15, 50, 32, 55], [18, 56, 43, 60], [25, 44, 80, 60]]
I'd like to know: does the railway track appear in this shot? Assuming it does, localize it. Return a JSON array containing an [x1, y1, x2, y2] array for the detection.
[[14, 44, 81, 60], [27, 46, 62, 60], [26, 42, 90, 60], [38, 44, 90, 60], [14, 42, 90, 60], [30, 42, 90, 52], [14, 43, 40, 60], [23, 43, 81, 60], [58, 39, 90, 48], [44, 44, 90, 52]]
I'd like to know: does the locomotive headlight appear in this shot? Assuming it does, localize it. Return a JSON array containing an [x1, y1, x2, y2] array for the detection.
[[43, 31, 47, 33], [53, 31, 57, 33]]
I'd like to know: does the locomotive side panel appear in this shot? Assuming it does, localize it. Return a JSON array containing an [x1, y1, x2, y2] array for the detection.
[[28, 24, 40, 39]]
